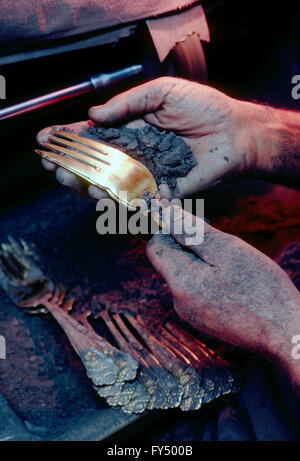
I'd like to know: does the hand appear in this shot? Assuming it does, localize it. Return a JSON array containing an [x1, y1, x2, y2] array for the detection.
[[88, 77, 259, 197], [36, 120, 109, 200], [147, 205, 300, 393], [37, 77, 261, 199]]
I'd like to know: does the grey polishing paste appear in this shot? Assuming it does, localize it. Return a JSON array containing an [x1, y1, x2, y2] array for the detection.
[[81, 123, 197, 194]]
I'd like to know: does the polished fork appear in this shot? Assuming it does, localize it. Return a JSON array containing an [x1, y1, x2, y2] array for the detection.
[[35, 130, 159, 210]]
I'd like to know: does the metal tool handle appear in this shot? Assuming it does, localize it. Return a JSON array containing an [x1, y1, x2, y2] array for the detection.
[[0, 64, 143, 121]]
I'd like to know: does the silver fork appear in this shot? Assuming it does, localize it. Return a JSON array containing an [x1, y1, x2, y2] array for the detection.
[[36, 131, 159, 211]]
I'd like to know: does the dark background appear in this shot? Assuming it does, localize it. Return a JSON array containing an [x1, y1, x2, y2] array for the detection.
[[0, 0, 299, 213], [0, 0, 299, 442]]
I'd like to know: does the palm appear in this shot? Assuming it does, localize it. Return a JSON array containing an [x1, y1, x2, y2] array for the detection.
[[38, 78, 248, 199], [140, 80, 243, 197]]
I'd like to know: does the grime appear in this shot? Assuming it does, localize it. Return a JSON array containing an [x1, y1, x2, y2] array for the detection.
[[80, 122, 197, 194]]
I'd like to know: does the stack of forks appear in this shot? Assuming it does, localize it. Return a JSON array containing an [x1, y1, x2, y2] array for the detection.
[[0, 238, 241, 414]]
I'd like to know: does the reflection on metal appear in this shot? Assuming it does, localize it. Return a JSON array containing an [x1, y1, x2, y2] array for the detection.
[[0, 237, 241, 414], [36, 131, 163, 227], [0, 65, 143, 120]]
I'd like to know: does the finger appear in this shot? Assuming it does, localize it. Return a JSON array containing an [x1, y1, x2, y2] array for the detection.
[[88, 77, 175, 125], [37, 121, 94, 195], [37, 124, 64, 144], [41, 160, 88, 195], [146, 233, 196, 292], [165, 205, 229, 265], [41, 157, 57, 172], [125, 119, 147, 129], [88, 185, 109, 201], [55, 167, 84, 192], [158, 183, 172, 200]]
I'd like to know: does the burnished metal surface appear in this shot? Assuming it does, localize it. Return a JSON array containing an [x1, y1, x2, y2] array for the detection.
[[36, 130, 158, 208], [0, 237, 241, 415]]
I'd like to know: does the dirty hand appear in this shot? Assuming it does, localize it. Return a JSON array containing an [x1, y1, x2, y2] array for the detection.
[[88, 77, 300, 191], [88, 77, 257, 197], [147, 205, 300, 395], [37, 77, 300, 197], [37, 77, 259, 199]]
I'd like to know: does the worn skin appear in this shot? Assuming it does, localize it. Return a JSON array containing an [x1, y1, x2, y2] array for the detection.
[[37, 77, 300, 395], [37, 77, 300, 196], [148, 205, 300, 397]]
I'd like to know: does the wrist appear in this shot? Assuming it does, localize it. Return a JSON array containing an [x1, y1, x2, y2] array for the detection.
[[235, 101, 300, 182], [233, 100, 280, 175], [231, 100, 271, 174]]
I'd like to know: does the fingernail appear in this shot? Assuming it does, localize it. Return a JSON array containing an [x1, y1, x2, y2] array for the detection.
[[88, 107, 106, 122]]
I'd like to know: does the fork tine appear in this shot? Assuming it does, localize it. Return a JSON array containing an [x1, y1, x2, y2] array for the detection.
[[36, 148, 132, 206], [48, 135, 110, 164], [98, 310, 131, 355], [100, 311, 149, 368], [112, 314, 160, 368], [55, 130, 119, 156], [54, 130, 138, 165], [123, 314, 180, 366], [42, 141, 109, 168], [35, 149, 109, 188], [165, 321, 215, 358], [36, 148, 93, 171], [36, 130, 159, 209]]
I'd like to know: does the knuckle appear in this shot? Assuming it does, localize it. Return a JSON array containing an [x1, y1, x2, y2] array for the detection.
[[155, 76, 175, 86], [56, 167, 65, 182], [155, 76, 181, 96]]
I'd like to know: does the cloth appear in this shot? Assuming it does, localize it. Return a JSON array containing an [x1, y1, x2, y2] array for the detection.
[[146, 4, 210, 62], [0, 0, 199, 46]]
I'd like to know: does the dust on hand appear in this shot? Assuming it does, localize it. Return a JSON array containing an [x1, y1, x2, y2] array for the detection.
[[80, 122, 197, 194]]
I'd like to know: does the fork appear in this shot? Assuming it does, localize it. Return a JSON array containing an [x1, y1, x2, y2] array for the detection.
[[35, 131, 161, 217], [0, 235, 241, 413]]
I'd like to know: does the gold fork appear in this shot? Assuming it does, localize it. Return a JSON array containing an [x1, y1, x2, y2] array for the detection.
[[36, 131, 159, 208]]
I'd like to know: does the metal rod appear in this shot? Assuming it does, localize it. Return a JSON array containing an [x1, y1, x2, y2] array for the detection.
[[0, 64, 143, 121]]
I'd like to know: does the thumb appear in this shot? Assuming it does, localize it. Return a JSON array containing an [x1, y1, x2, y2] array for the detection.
[[88, 78, 174, 125]]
